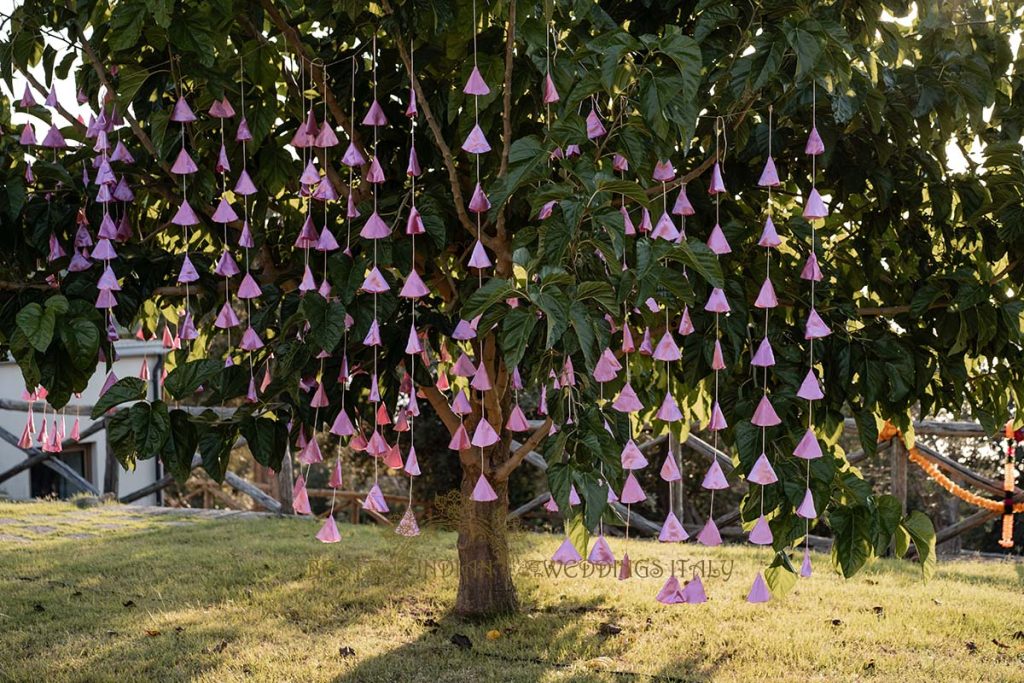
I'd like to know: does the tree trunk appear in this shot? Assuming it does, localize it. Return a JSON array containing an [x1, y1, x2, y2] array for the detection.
[[454, 446, 518, 617]]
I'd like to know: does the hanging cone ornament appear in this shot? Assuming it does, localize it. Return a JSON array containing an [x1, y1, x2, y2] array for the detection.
[[651, 212, 680, 241], [551, 537, 582, 564], [658, 511, 688, 542], [749, 515, 773, 545], [461, 123, 491, 154], [593, 348, 622, 382], [660, 453, 681, 482], [701, 460, 729, 490], [471, 419, 500, 448], [804, 309, 831, 339], [170, 96, 197, 123], [796, 488, 817, 519], [543, 72, 560, 103], [329, 460, 344, 488], [587, 535, 615, 565], [396, 508, 421, 537], [752, 337, 775, 368], [673, 185, 695, 216], [758, 156, 780, 187], [708, 162, 726, 194], [342, 141, 366, 167], [797, 369, 824, 400], [292, 475, 312, 515], [471, 473, 498, 502], [618, 553, 632, 580], [696, 518, 722, 546], [747, 572, 771, 603], [585, 109, 606, 139], [706, 401, 728, 432], [619, 472, 646, 504], [678, 307, 695, 336], [506, 404, 530, 432], [800, 251, 823, 281], [754, 278, 778, 309], [793, 428, 823, 460], [748, 453, 778, 485], [707, 223, 731, 255], [652, 331, 681, 361], [655, 392, 683, 423], [758, 216, 781, 248], [800, 546, 813, 577], [656, 575, 685, 604], [802, 187, 828, 219], [468, 182, 490, 213], [363, 484, 389, 513], [404, 447, 421, 476], [362, 100, 388, 127], [463, 66, 490, 95], [704, 288, 730, 314], [805, 126, 825, 155], [620, 439, 648, 470], [612, 382, 643, 413], [468, 240, 492, 268], [316, 516, 341, 543], [751, 395, 781, 427]]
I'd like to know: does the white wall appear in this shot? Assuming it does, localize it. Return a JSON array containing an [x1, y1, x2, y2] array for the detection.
[[0, 339, 166, 503]]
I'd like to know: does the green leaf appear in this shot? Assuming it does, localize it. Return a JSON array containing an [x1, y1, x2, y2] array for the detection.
[[16, 303, 56, 352], [764, 550, 798, 597], [873, 494, 903, 555], [565, 511, 591, 559], [240, 416, 287, 471], [500, 307, 538, 369], [162, 409, 199, 484], [300, 294, 346, 353], [899, 511, 936, 580], [576, 281, 618, 314], [784, 21, 823, 78], [462, 278, 514, 320], [108, 0, 148, 52], [128, 401, 171, 460], [829, 504, 875, 577], [107, 411, 138, 470], [199, 425, 239, 483], [163, 359, 222, 399], [90, 377, 147, 419], [60, 317, 101, 371]]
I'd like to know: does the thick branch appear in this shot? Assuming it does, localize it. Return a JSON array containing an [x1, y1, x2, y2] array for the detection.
[[419, 385, 460, 435], [494, 416, 552, 481]]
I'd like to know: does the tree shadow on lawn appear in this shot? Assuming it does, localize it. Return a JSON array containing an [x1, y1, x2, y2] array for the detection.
[[1, 518, 725, 681]]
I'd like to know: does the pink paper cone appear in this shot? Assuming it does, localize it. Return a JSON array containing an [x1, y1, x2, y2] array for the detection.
[[612, 382, 643, 413], [706, 401, 728, 432], [748, 453, 778, 485], [660, 453, 682, 482], [506, 404, 530, 432], [678, 307, 695, 336], [682, 575, 707, 603], [329, 460, 344, 488], [800, 251, 823, 282], [758, 156, 780, 187], [468, 240, 492, 268], [651, 211, 680, 241], [655, 392, 683, 423], [170, 96, 196, 123], [797, 369, 824, 401], [702, 460, 729, 491], [543, 72, 560, 103], [342, 142, 366, 167], [448, 423, 471, 450], [747, 572, 771, 603], [471, 419, 500, 448], [621, 206, 635, 236], [361, 267, 389, 293], [330, 408, 355, 437], [405, 324, 423, 354], [752, 337, 775, 367], [805, 126, 824, 155], [552, 537, 582, 565], [468, 182, 490, 213], [292, 475, 312, 515], [400, 269, 430, 299], [462, 123, 492, 154], [800, 547, 813, 577], [751, 395, 781, 427], [612, 153, 629, 172], [620, 439, 649, 470], [316, 516, 341, 543], [749, 515, 773, 545], [673, 185, 695, 216], [404, 446, 421, 476], [237, 273, 262, 299], [588, 535, 615, 565], [619, 472, 646, 504], [758, 216, 781, 248], [586, 109, 606, 139], [754, 278, 778, 309], [707, 223, 731, 254], [652, 331, 681, 361], [471, 474, 498, 502], [704, 287, 730, 314], [569, 485, 581, 506], [658, 511, 688, 542], [593, 348, 622, 382], [618, 552, 632, 580], [797, 488, 817, 519], [396, 508, 420, 536], [171, 199, 199, 226], [793, 429, 822, 460], [696, 518, 722, 546], [463, 66, 490, 96], [653, 159, 676, 182], [708, 162, 726, 195], [803, 187, 828, 219], [656, 575, 686, 604], [711, 340, 726, 371], [362, 100, 388, 126], [544, 496, 559, 513], [804, 309, 831, 339]]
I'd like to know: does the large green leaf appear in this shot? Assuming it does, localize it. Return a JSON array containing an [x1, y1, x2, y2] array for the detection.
[[300, 294, 347, 353], [462, 278, 515, 320], [60, 317, 101, 371], [199, 425, 239, 483], [240, 416, 287, 471], [16, 302, 56, 352], [128, 401, 171, 460], [764, 550, 798, 597], [163, 359, 223, 400], [500, 307, 538, 369], [897, 511, 937, 580], [829, 504, 875, 577], [162, 409, 199, 484], [90, 377, 147, 419]]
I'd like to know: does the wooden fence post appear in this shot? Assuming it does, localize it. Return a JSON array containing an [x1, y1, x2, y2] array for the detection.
[[276, 445, 294, 515], [102, 417, 119, 497], [891, 437, 908, 515]]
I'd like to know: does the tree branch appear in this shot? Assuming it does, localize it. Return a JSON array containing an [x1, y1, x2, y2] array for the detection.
[[419, 385, 460, 436], [494, 416, 552, 481]]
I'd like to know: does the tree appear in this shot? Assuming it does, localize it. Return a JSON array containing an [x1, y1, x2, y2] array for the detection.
[[1, 0, 1022, 615]]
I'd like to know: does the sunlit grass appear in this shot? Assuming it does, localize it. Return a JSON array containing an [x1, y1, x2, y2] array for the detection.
[[1, 501, 1022, 682]]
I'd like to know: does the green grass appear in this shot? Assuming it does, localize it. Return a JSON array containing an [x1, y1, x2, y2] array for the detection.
[[1, 501, 1022, 682]]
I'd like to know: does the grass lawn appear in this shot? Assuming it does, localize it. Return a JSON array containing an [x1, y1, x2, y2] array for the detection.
[[1, 501, 1022, 682]]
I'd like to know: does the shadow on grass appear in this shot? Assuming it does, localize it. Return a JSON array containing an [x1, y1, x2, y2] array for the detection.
[[0, 515, 723, 682]]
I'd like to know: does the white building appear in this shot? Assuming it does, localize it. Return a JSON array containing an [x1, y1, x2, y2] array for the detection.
[[0, 339, 166, 504]]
